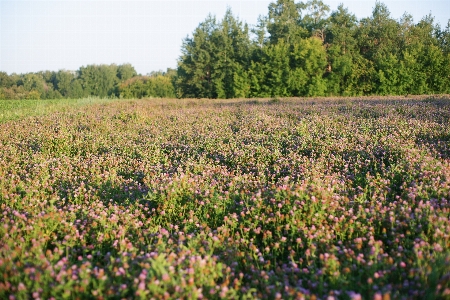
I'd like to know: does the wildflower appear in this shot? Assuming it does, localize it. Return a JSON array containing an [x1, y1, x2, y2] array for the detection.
[[350, 293, 362, 300], [138, 281, 146, 291], [373, 293, 382, 300], [162, 273, 170, 282], [433, 243, 443, 252], [18, 283, 26, 291]]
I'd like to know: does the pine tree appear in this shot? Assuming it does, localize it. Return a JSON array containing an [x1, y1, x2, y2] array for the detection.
[[267, 0, 307, 45], [177, 15, 217, 98], [177, 10, 251, 98], [324, 4, 358, 95]]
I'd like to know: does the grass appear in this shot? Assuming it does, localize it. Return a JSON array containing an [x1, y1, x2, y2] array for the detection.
[[0, 96, 449, 299], [0, 97, 119, 123]]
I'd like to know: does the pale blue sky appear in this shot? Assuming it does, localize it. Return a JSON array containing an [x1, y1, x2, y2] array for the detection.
[[1, 0, 449, 75]]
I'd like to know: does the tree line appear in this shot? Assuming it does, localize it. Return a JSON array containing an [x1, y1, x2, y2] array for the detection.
[[176, 0, 450, 98], [1, 0, 449, 100], [0, 64, 176, 100]]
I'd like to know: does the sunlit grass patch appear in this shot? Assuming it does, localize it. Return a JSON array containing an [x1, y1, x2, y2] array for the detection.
[[0, 97, 119, 123]]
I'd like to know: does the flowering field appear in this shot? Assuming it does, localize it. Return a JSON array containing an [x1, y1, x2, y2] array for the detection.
[[1, 97, 449, 299]]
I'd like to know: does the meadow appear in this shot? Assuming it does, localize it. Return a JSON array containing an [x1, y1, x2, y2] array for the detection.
[[0, 97, 117, 123], [0, 96, 449, 299]]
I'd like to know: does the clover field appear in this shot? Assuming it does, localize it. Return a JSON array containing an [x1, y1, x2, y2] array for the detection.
[[0, 97, 449, 299]]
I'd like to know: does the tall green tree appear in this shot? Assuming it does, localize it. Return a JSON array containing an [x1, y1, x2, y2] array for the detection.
[[263, 41, 291, 97], [355, 2, 401, 94], [397, 15, 448, 94], [440, 21, 450, 92], [79, 64, 118, 97], [19, 73, 46, 98], [289, 37, 328, 96], [68, 79, 85, 99], [177, 15, 217, 98], [252, 16, 269, 49], [211, 9, 252, 98], [0, 72, 14, 88], [55, 70, 74, 97], [117, 64, 137, 82], [324, 4, 359, 95], [267, 0, 307, 45], [357, 2, 400, 60], [177, 10, 252, 98], [299, 0, 330, 42]]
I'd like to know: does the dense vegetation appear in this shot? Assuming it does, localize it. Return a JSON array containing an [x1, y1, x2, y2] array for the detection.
[[0, 65, 175, 100], [1, 1, 449, 100], [176, 1, 450, 98], [1, 96, 449, 299]]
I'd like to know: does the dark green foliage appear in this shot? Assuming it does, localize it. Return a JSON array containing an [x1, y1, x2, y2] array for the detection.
[[0, 64, 141, 100], [267, 0, 307, 45], [79, 64, 118, 98], [290, 37, 328, 96], [176, 15, 217, 98], [118, 70, 176, 99], [0, 72, 14, 88], [263, 41, 291, 96], [55, 70, 74, 97], [176, 1, 450, 98], [176, 10, 252, 99], [68, 79, 85, 99], [324, 5, 359, 95], [117, 63, 137, 82]]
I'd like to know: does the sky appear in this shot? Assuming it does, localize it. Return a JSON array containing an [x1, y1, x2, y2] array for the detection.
[[1, 0, 449, 75]]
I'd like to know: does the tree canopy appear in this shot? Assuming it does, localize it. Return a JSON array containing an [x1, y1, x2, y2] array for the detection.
[[0, 64, 175, 100], [176, 1, 450, 98]]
